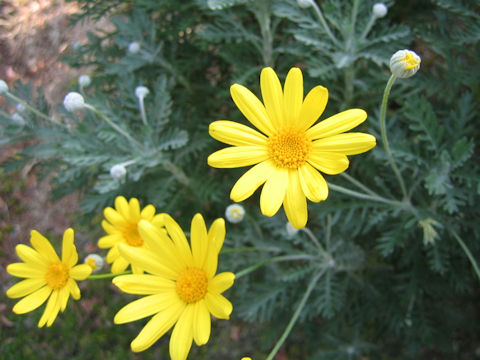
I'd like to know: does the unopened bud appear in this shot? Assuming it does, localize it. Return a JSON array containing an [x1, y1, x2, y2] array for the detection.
[[110, 164, 127, 179], [63, 92, 85, 112], [128, 41, 140, 54], [297, 0, 313, 8], [373, 3, 388, 18], [390, 50, 421, 78], [84, 254, 104, 272], [135, 86, 149, 99], [0, 80, 8, 95], [225, 204, 245, 224], [78, 74, 91, 88]]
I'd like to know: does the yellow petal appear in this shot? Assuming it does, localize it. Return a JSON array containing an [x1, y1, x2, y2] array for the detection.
[[15, 244, 47, 268], [7, 278, 46, 299], [114, 196, 130, 219], [61, 228, 77, 268], [101, 219, 118, 234], [230, 160, 275, 202], [113, 274, 175, 295], [130, 301, 186, 352], [140, 204, 156, 220], [104, 207, 124, 226], [59, 286, 70, 312], [114, 292, 178, 324], [12, 286, 51, 314], [207, 146, 268, 168], [208, 218, 226, 254], [307, 151, 349, 175], [70, 264, 92, 280], [30, 230, 59, 262], [208, 272, 235, 294], [161, 214, 194, 266], [7, 262, 44, 278], [117, 243, 178, 279], [298, 85, 328, 131], [204, 292, 233, 319], [111, 256, 129, 273], [261, 67, 284, 128], [129, 198, 141, 220], [68, 278, 81, 300], [312, 133, 376, 155], [38, 289, 60, 327], [260, 168, 289, 217], [191, 214, 208, 269], [193, 300, 211, 346], [283, 67, 303, 126], [98, 234, 121, 248], [298, 163, 328, 202], [202, 242, 218, 280], [209, 120, 268, 146], [283, 171, 308, 229], [169, 305, 194, 360], [306, 109, 367, 140], [230, 84, 275, 136]]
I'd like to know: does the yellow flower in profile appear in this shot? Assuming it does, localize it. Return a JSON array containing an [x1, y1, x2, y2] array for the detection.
[[6, 229, 92, 327], [208, 67, 376, 228], [98, 196, 162, 273], [112, 213, 234, 360]]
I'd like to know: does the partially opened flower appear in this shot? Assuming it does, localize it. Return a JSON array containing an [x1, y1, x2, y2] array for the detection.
[[208, 67, 376, 228], [6, 229, 92, 327], [98, 196, 162, 273], [112, 213, 234, 360]]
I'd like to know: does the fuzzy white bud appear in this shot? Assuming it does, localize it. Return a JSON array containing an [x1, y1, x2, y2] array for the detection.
[[372, 3, 388, 18], [16, 103, 26, 113], [11, 112, 25, 126], [286, 222, 301, 237], [135, 86, 149, 99], [390, 49, 421, 78], [0, 80, 8, 95], [63, 92, 85, 112], [128, 41, 140, 54], [110, 164, 127, 179], [78, 74, 91, 88], [84, 254, 104, 272], [297, 0, 314, 8], [225, 204, 245, 224]]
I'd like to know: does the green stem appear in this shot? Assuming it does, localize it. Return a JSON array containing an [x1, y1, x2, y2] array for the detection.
[[380, 74, 408, 199], [265, 270, 324, 360], [5, 92, 63, 126], [451, 229, 480, 281], [328, 182, 404, 207], [88, 271, 131, 280], [340, 172, 384, 199], [300, 227, 325, 252], [255, 3, 273, 66], [360, 13, 376, 39], [138, 97, 148, 126], [310, 1, 341, 48], [221, 246, 279, 255], [235, 254, 315, 279]]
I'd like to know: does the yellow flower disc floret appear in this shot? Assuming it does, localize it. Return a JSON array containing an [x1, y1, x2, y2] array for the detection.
[[176, 267, 208, 303], [122, 223, 143, 247], [268, 127, 311, 169], [45, 262, 70, 290], [402, 51, 421, 70]]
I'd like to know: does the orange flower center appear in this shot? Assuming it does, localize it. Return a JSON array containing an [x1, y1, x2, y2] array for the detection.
[[176, 268, 208, 303], [122, 223, 143, 247], [45, 262, 69, 289], [268, 127, 311, 169]]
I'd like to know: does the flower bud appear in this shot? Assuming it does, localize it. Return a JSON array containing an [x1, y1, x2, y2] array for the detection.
[[84, 254, 104, 272], [372, 3, 388, 18], [225, 204, 245, 224], [286, 222, 301, 237], [11, 112, 25, 126], [110, 164, 127, 179], [390, 50, 421, 78], [135, 86, 149, 99], [128, 41, 140, 54], [78, 74, 91, 88], [63, 92, 85, 112], [0, 80, 8, 95], [297, 0, 314, 8]]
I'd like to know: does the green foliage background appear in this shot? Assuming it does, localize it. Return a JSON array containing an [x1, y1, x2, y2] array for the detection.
[[1, 0, 480, 359]]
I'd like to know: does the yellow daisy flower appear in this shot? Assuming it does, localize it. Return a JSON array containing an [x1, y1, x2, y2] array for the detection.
[[6, 229, 92, 327], [208, 67, 376, 228], [112, 213, 234, 360], [98, 196, 162, 273]]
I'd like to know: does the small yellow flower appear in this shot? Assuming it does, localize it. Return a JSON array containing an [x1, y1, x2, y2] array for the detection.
[[112, 213, 234, 360], [98, 196, 162, 273], [208, 67, 376, 228], [6, 229, 92, 327]]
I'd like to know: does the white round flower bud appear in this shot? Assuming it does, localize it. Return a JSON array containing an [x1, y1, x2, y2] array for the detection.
[[11, 112, 25, 126], [84, 254, 104, 272], [110, 164, 127, 179], [78, 74, 91, 88], [135, 86, 149, 99], [128, 41, 140, 54], [225, 204, 245, 224], [63, 92, 85, 112], [0, 80, 8, 95], [297, 0, 314, 8], [286, 222, 301, 237], [16, 103, 26, 113], [390, 49, 421, 78], [373, 3, 388, 18]]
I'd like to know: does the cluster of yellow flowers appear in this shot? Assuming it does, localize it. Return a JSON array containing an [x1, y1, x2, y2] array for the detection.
[[5, 66, 386, 359]]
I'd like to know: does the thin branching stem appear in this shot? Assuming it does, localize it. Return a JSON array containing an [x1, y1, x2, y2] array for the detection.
[[235, 254, 316, 279], [451, 229, 480, 281], [5, 92, 63, 126], [88, 271, 131, 280], [310, 1, 342, 48]]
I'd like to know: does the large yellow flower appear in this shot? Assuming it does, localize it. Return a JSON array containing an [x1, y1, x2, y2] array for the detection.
[[6, 229, 92, 327], [112, 213, 234, 360], [208, 67, 376, 228], [98, 196, 162, 273]]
